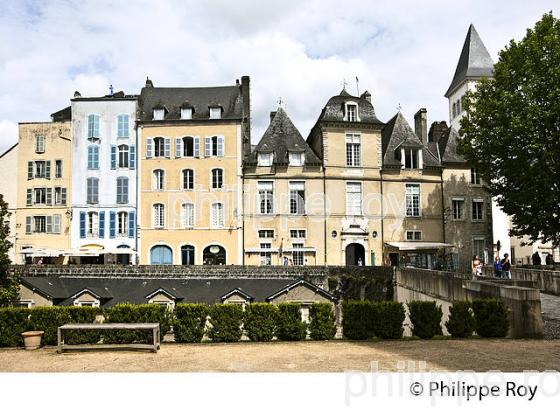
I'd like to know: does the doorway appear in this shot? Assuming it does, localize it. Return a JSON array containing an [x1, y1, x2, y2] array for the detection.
[[345, 243, 365, 266], [203, 245, 226, 265], [181, 245, 195, 266]]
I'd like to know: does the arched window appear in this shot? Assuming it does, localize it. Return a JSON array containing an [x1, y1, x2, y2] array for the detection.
[[153, 169, 165, 190], [153, 203, 165, 228], [182, 169, 194, 190], [211, 168, 223, 189], [150, 245, 172, 265], [87, 145, 99, 169], [182, 203, 194, 228], [118, 144, 129, 168], [154, 137, 165, 157], [183, 136, 194, 157], [203, 245, 226, 265]]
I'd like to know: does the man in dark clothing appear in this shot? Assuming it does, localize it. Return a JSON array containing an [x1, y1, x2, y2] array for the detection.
[[532, 251, 542, 266], [501, 254, 511, 279], [546, 253, 554, 266]]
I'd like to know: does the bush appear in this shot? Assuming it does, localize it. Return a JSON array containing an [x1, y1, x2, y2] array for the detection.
[[342, 300, 375, 340], [276, 303, 307, 341], [105, 303, 171, 344], [0, 307, 30, 347], [243, 303, 278, 342], [472, 299, 509, 337], [208, 304, 243, 343], [376, 301, 405, 339], [174, 304, 208, 343], [309, 303, 336, 340], [408, 301, 443, 339], [446, 301, 475, 338]]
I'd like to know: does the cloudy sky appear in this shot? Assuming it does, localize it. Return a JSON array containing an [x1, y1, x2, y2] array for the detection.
[[0, 0, 557, 152]]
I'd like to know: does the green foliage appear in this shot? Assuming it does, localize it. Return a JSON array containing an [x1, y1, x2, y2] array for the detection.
[[376, 301, 405, 339], [276, 303, 307, 341], [243, 303, 278, 342], [174, 304, 208, 343], [208, 304, 243, 342], [408, 301, 443, 339], [105, 303, 171, 344], [459, 13, 560, 246], [0, 307, 30, 347], [28, 306, 102, 345], [0, 194, 17, 307], [472, 299, 509, 337], [309, 303, 336, 340], [445, 301, 475, 338], [342, 300, 404, 340]]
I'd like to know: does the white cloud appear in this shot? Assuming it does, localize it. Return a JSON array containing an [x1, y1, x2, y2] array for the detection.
[[0, 0, 557, 152], [0, 120, 18, 153]]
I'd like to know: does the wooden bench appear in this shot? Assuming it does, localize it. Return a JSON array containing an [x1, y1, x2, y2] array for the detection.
[[57, 323, 160, 353]]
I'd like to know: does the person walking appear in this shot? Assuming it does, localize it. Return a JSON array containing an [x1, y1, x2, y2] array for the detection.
[[493, 255, 503, 278], [472, 255, 482, 279], [532, 251, 542, 266], [501, 253, 511, 279]]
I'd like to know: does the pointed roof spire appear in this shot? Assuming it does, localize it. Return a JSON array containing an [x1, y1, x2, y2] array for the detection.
[[445, 24, 494, 97]]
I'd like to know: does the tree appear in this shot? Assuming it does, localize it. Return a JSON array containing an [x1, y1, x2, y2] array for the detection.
[[459, 13, 560, 246], [0, 193, 18, 306]]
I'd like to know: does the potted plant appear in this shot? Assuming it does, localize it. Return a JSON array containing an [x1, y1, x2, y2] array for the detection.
[[21, 330, 44, 350]]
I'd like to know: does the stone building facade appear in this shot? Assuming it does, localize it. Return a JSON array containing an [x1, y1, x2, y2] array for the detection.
[[0, 143, 18, 263]]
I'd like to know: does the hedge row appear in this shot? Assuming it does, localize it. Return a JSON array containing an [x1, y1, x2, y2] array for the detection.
[[446, 299, 509, 338], [342, 301, 405, 340]]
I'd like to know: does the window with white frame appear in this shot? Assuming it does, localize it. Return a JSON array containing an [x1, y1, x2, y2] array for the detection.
[[289, 181, 305, 215], [154, 137, 165, 157], [472, 199, 484, 221], [406, 230, 422, 241], [87, 211, 99, 237], [87, 114, 100, 138], [258, 181, 274, 214], [182, 169, 194, 190], [209, 107, 221, 119], [153, 169, 165, 190], [34, 188, 47, 205], [118, 144, 129, 168], [403, 148, 420, 169], [33, 216, 46, 233], [211, 203, 224, 228], [181, 107, 193, 120], [116, 177, 129, 204], [86, 177, 99, 204], [345, 134, 361, 167], [470, 168, 481, 185], [452, 198, 464, 220], [74, 300, 100, 307], [182, 203, 194, 228], [54, 187, 67, 205], [292, 243, 304, 266], [211, 169, 223, 189], [153, 108, 165, 120], [153, 203, 165, 228], [87, 146, 99, 169], [405, 184, 420, 217], [346, 182, 362, 216], [473, 237, 486, 260], [260, 243, 272, 266], [183, 136, 195, 157], [205, 136, 223, 157], [117, 114, 129, 138], [35, 161, 47, 178], [258, 230, 274, 238], [289, 152, 305, 166], [35, 135, 45, 153], [55, 160, 62, 178], [258, 152, 273, 166], [117, 211, 128, 236], [289, 229, 306, 239], [345, 104, 357, 122]]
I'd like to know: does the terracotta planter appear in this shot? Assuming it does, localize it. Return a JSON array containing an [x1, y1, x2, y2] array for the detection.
[[21, 331, 44, 350]]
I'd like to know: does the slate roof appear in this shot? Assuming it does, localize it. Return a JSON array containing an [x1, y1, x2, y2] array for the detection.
[[138, 82, 243, 121], [317, 88, 384, 125], [246, 108, 321, 166], [438, 127, 466, 164], [445, 24, 494, 97], [50, 106, 71, 122], [19, 277, 334, 307]]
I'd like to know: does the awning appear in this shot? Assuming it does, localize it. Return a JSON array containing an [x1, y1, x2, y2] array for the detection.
[[25, 250, 66, 257], [384, 242, 454, 251], [245, 247, 317, 254]]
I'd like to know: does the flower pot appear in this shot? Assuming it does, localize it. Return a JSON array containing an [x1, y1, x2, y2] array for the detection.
[[22, 331, 44, 350]]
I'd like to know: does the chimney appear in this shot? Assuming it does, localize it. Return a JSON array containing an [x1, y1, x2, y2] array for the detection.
[[360, 90, 371, 103], [414, 108, 427, 143], [428, 121, 449, 143], [73, 91, 81, 98], [270, 111, 277, 123], [235, 79, 240, 86], [145, 76, 154, 88], [241, 76, 251, 158]]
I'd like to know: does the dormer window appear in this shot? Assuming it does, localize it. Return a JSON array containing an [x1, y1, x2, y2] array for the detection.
[[289, 152, 305, 166], [209, 107, 222, 119], [181, 108, 193, 120], [153, 108, 165, 120], [258, 152, 273, 166], [401, 148, 423, 169], [344, 103, 359, 122]]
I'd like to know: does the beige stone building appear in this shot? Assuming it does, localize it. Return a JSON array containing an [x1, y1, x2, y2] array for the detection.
[[137, 76, 250, 265], [15, 109, 72, 264], [0, 143, 19, 263]]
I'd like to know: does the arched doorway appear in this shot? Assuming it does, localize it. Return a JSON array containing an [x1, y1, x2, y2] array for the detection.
[[203, 245, 226, 265], [150, 245, 173, 265], [345, 243, 365, 266], [181, 245, 195, 266], [116, 245, 131, 265]]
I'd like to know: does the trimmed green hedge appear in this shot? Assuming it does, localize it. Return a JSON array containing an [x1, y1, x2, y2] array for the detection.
[[376, 301, 405, 339], [408, 301, 442, 339], [445, 301, 475, 338], [244, 303, 278, 342], [208, 304, 244, 342], [174, 304, 208, 343], [342, 301, 405, 340], [104, 303, 171, 344], [0, 307, 30, 347], [309, 303, 336, 340], [277, 303, 307, 341], [472, 299, 509, 337]]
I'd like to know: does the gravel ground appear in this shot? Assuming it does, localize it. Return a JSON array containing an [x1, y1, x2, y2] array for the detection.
[[540, 292, 560, 339], [1, 339, 559, 372]]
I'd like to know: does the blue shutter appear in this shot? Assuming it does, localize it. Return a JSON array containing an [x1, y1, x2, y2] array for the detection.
[[164, 138, 171, 158], [128, 211, 135, 238], [79, 212, 86, 238], [129, 145, 136, 170], [204, 137, 211, 157], [109, 211, 116, 239], [175, 138, 182, 158], [146, 138, 153, 158], [217, 136, 224, 157], [99, 211, 105, 238], [110, 145, 116, 169], [194, 137, 200, 157]]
